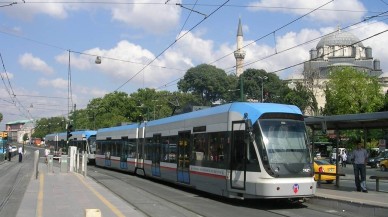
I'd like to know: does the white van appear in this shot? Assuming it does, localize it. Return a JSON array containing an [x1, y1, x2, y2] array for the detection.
[[330, 148, 347, 163]]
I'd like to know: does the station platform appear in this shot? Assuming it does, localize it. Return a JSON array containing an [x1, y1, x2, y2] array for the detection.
[[16, 161, 145, 217], [310, 181, 388, 217], [14, 159, 388, 217]]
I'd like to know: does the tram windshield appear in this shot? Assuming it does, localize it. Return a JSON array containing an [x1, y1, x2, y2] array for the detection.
[[256, 119, 312, 177]]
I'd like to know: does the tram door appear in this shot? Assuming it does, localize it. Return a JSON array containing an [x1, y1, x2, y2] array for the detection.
[[151, 134, 161, 177], [177, 131, 190, 184], [230, 121, 247, 190], [136, 126, 145, 169]]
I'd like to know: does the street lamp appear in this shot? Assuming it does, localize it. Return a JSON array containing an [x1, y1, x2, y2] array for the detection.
[[258, 76, 268, 103]]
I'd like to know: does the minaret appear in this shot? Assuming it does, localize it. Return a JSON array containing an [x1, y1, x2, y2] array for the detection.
[[234, 18, 246, 77]]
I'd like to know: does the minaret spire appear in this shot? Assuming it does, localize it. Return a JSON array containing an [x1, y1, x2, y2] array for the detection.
[[234, 18, 246, 77]]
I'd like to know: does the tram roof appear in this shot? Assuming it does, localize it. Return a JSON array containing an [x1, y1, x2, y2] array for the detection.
[[304, 111, 388, 131], [147, 102, 302, 127]]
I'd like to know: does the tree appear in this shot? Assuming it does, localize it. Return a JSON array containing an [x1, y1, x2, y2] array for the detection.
[[23, 133, 29, 144], [284, 82, 318, 113], [32, 117, 66, 138], [379, 90, 388, 112], [323, 67, 384, 115], [178, 64, 231, 105], [81, 91, 135, 129], [239, 69, 292, 104]]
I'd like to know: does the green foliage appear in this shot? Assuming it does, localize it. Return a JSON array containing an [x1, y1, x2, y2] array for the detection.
[[324, 67, 384, 115], [177, 64, 231, 104], [379, 90, 388, 111], [23, 133, 29, 142], [32, 117, 66, 138], [285, 82, 318, 113]]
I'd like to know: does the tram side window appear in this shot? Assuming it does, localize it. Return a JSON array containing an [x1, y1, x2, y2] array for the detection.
[[208, 132, 226, 162], [96, 141, 102, 155], [121, 140, 128, 160], [128, 139, 136, 158], [160, 136, 177, 163], [144, 138, 153, 160], [192, 133, 207, 166]]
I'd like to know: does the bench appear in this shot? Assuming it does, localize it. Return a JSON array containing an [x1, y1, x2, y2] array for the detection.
[[370, 175, 388, 192], [316, 172, 346, 187]]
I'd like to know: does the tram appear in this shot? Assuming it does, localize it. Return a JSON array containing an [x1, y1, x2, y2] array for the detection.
[[45, 130, 97, 163], [94, 102, 316, 200]]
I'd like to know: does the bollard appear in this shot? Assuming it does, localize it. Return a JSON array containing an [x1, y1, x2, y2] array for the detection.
[[33, 150, 39, 179], [85, 209, 101, 217], [47, 155, 54, 173], [60, 155, 68, 173]]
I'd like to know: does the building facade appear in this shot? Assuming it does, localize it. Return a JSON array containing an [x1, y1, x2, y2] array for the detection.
[[295, 28, 387, 113], [5, 120, 34, 144]]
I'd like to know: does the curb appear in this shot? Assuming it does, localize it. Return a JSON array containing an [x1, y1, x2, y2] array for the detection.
[[308, 196, 388, 217]]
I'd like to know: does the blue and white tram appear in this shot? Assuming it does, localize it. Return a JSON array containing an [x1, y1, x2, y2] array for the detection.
[[70, 130, 97, 163], [44, 130, 97, 163], [44, 132, 67, 156], [95, 102, 316, 200]]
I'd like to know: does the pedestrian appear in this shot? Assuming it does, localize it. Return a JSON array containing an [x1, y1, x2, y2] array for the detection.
[[8, 144, 12, 161], [45, 148, 50, 164], [341, 151, 347, 167], [18, 146, 23, 162], [352, 142, 368, 193]]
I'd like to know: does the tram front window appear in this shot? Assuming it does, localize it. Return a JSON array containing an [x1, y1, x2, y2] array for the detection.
[[257, 120, 312, 177]]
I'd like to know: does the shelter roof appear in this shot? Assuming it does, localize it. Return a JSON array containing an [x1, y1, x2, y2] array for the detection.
[[304, 112, 388, 131]]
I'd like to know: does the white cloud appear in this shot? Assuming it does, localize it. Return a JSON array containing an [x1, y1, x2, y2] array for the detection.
[[19, 53, 54, 75], [0, 72, 14, 79], [248, 0, 366, 24], [3, 1, 181, 34], [111, 0, 182, 34], [3, 1, 70, 20], [349, 22, 388, 73], [38, 78, 67, 89]]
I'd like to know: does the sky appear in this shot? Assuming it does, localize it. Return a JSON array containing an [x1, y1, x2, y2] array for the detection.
[[1, 0, 388, 130]]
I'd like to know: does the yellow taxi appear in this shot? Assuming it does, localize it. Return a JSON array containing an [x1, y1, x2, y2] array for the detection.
[[380, 159, 388, 171], [314, 159, 336, 183]]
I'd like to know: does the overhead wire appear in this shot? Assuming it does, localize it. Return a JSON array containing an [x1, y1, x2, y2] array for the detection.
[[268, 28, 388, 75], [156, 0, 335, 89], [156, 4, 388, 90], [0, 52, 35, 120], [113, 0, 230, 92]]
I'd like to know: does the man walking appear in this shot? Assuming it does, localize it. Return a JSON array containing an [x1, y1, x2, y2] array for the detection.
[[352, 142, 368, 193], [18, 146, 23, 162], [8, 144, 12, 161]]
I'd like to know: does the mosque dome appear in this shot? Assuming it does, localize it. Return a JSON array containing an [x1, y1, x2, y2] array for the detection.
[[316, 30, 363, 49]]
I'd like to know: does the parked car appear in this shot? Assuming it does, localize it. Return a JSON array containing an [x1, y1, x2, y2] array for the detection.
[[11, 145, 17, 152], [314, 159, 336, 184], [367, 152, 388, 168], [380, 159, 388, 171]]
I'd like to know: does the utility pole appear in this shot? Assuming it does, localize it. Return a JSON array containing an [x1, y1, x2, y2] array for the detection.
[[73, 104, 76, 130]]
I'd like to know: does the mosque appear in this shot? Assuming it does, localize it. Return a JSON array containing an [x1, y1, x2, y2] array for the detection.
[[301, 28, 388, 114], [233, 20, 388, 114]]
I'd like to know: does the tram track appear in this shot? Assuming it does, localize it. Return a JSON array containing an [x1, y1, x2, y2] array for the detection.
[[88, 166, 205, 217], [0, 152, 34, 216], [86, 165, 363, 217]]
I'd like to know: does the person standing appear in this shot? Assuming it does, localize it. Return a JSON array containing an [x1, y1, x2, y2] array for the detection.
[[352, 142, 368, 193], [341, 151, 347, 167], [18, 146, 23, 162], [8, 144, 12, 161]]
